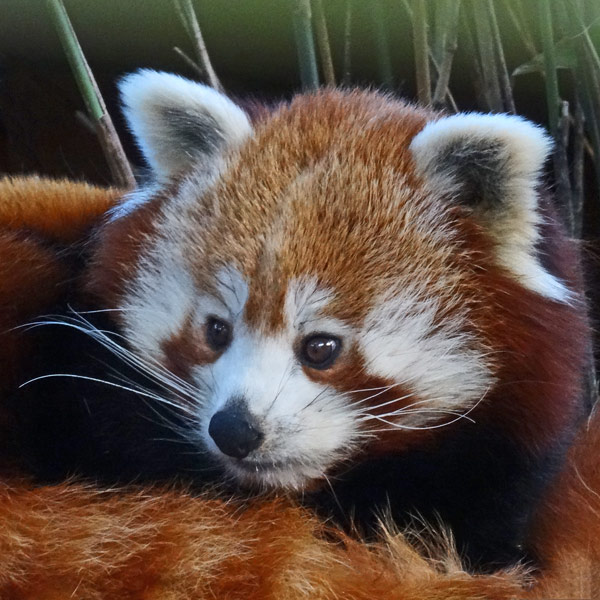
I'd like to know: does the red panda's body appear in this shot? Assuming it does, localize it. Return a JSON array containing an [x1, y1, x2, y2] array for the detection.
[[17, 74, 590, 571], [3, 177, 600, 598]]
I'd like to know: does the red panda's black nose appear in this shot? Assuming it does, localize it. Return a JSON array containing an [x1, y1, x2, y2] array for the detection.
[[208, 406, 264, 459]]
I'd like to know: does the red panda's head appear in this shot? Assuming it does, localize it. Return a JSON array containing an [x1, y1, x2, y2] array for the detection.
[[88, 71, 583, 490]]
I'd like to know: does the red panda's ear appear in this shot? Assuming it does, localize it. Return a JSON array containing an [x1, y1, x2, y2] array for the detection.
[[119, 70, 252, 182], [410, 113, 570, 303]]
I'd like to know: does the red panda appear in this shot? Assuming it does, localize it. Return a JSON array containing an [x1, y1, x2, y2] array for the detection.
[[22, 71, 590, 571]]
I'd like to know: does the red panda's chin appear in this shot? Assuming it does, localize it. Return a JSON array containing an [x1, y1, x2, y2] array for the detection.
[[220, 455, 328, 491]]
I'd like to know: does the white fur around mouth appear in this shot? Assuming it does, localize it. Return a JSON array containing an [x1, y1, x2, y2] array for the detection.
[[223, 456, 321, 490]]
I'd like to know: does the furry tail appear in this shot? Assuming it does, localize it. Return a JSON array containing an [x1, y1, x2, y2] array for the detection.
[[0, 483, 526, 600]]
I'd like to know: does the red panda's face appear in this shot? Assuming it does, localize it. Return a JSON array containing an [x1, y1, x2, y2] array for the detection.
[[89, 72, 573, 489]]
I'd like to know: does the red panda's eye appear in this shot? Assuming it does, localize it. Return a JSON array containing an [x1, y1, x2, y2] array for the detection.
[[299, 335, 341, 370], [206, 317, 232, 352]]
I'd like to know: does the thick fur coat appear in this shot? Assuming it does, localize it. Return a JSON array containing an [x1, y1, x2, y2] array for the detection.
[[0, 176, 598, 598], [71, 76, 589, 570]]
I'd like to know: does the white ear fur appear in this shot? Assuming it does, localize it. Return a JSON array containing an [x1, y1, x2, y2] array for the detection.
[[410, 113, 552, 189], [410, 113, 570, 303], [119, 70, 252, 181]]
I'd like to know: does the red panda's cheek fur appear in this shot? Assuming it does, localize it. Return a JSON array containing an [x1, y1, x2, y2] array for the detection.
[[85, 188, 173, 316], [474, 274, 587, 452], [453, 218, 587, 452], [417, 208, 588, 455], [302, 346, 430, 454]]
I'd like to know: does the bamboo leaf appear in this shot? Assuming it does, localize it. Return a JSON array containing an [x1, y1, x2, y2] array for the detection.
[[412, 0, 431, 105], [512, 38, 578, 76]]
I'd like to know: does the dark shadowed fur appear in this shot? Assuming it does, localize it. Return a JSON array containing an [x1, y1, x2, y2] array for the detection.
[[13, 310, 218, 486]]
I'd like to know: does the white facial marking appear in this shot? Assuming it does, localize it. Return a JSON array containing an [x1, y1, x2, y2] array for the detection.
[[119, 167, 234, 359], [214, 266, 250, 319], [193, 276, 360, 489], [361, 287, 494, 426], [122, 256, 195, 360], [284, 276, 355, 337], [198, 330, 356, 488], [192, 266, 249, 326]]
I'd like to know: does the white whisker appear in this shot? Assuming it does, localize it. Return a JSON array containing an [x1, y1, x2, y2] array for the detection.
[[23, 313, 199, 402], [357, 392, 415, 412], [358, 387, 490, 432], [19, 373, 188, 414]]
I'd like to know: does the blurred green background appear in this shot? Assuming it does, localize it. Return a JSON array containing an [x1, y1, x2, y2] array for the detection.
[[0, 1, 598, 213]]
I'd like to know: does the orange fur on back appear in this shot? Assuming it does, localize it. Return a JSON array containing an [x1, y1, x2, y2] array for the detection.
[[0, 176, 598, 599], [0, 176, 119, 243]]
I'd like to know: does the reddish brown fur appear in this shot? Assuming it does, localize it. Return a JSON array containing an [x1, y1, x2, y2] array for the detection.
[[0, 480, 529, 600], [0, 175, 597, 599], [86, 190, 165, 310]]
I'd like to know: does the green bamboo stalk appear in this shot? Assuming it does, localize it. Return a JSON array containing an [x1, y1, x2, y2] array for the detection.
[[174, 0, 193, 40], [563, 0, 600, 200], [501, 0, 538, 57], [460, 6, 487, 109], [342, 0, 353, 86], [312, 0, 335, 86], [431, 0, 447, 65], [578, 65, 600, 183], [555, 101, 574, 232], [488, 0, 515, 113], [46, 0, 134, 189], [471, 0, 504, 112], [573, 10, 600, 74], [174, 0, 223, 92], [431, 0, 456, 66], [571, 99, 585, 238], [372, 0, 394, 89], [292, 0, 320, 90], [412, 0, 431, 105], [539, 0, 560, 136], [47, 0, 103, 121], [173, 45, 206, 79], [432, 0, 461, 107], [403, 0, 457, 111], [401, 0, 412, 20]]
